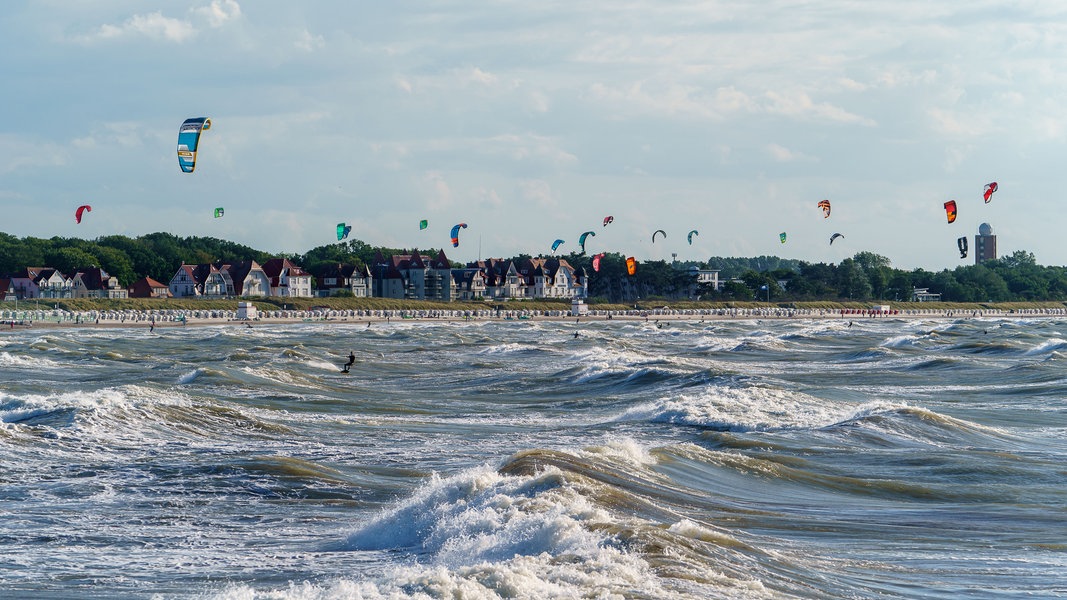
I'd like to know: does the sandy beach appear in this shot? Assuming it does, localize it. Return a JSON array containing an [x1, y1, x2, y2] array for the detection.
[[4, 305, 1066, 332]]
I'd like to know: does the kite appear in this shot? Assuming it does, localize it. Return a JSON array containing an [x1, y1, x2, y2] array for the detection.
[[818, 199, 831, 218], [829, 233, 844, 245], [944, 200, 958, 224], [578, 231, 596, 254], [214, 207, 224, 218], [779, 232, 787, 244], [419, 219, 428, 230], [687, 230, 699, 245], [652, 229, 666, 243], [337, 223, 352, 241], [75, 205, 91, 224], [625, 256, 636, 276], [177, 117, 211, 173], [450, 223, 468, 247], [983, 182, 998, 203], [958, 236, 968, 259], [603, 215, 614, 227], [592, 253, 605, 272], [551, 239, 565, 252]]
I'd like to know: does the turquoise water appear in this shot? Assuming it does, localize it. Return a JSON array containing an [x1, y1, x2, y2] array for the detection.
[[1, 317, 1065, 598]]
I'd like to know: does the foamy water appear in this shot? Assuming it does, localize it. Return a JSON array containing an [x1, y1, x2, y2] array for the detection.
[[1, 317, 1065, 598]]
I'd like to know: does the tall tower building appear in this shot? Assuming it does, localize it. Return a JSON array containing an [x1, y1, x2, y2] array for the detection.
[[975, 223, 996, 264]]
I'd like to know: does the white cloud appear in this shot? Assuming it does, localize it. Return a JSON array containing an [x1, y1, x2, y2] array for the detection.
[[0, 135, 68, 174], [472, 187, 504, 209], [767, 143, 804, 163], [193, 0, 242, 28], [422, 171, 454, 211], [82, 11, 196, 43], [764, 91, 875, 126], [518, 179, 556, 209], [488, 134, 578, 166], [460, 67, 497, 86], [72, 1, 240, 44], [294, 29, 325, 52]]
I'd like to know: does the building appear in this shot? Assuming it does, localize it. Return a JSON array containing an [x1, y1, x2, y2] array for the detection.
[[371, 250, 456, 301], [7, 267, 72, 299], [515, 257, 588, 299], [129, 277, 172, 299], [71, 268, 128, 299], [315, 263, 373, 297], [217, 260, 271, 297], [262, 258, 314, 298], [686, 266, 721, 299], [469, 259, 524, 300], [169, 263, 227, 298], [975, 222, 996, 264], [912, 287, 941, 302], [452, 268, 487, 301]]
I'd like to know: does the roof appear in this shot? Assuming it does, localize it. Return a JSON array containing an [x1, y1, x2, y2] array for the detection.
[[262, 258, 310, 278]]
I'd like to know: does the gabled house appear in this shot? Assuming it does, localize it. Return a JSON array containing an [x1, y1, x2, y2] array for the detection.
[[451, 268, 487, 301], [0, 278, 12, 301], [34, 268, 72, 299], [8, 267, 47, 299], [468, 258, 525, 300], [129, 277, 172, 299], [371, 250, 456, 301], [315, 263, 373, 297], [262, 258, 313, 298], [217, 260, 270, 297], [71, 268, 127, 299], [516, 258, 587, 299], [169, 263, 227, 298]]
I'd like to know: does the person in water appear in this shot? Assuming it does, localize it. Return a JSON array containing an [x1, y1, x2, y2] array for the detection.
[[342, 352, 356, 373]]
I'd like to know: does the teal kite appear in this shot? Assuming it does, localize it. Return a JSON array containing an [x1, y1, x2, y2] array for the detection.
[[177, 117, 211, 173], [578, 231, 595, 254]]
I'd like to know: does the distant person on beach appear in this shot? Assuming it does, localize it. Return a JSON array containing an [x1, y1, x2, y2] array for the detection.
[[342, 352, 355, 373]]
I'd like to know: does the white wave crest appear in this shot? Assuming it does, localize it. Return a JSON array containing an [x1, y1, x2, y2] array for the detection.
[[336, 465, 668, 597], [616, 386, 849, 431]]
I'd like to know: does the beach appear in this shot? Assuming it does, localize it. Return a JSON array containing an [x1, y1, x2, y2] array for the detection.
[[5, 304, 1067, 332]]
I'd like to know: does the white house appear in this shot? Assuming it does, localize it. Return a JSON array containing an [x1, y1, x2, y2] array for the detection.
[[262, 258, 313, 298]]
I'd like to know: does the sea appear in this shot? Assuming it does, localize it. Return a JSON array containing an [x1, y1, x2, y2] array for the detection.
[[1, 316, 1065, 599]]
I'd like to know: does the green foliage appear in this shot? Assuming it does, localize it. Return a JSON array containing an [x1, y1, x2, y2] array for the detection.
[[6, 231, 1067, 304]]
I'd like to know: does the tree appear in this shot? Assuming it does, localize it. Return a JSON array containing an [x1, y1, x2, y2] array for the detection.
[[853, 251, 891, 299], [836, 259, 872, 300], [46, 247, 100, 274]]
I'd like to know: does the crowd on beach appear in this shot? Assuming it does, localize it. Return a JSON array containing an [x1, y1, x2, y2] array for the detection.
[[4, 305, 1067, 329]]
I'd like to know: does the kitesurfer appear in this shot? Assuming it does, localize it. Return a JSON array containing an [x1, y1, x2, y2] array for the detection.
[[342, 352, 355, 373]]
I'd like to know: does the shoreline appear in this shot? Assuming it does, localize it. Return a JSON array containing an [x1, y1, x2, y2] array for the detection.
[[4, 305, 1066, 332]]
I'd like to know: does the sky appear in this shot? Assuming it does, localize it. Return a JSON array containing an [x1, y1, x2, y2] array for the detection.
[[2, 1, 1066, 270]]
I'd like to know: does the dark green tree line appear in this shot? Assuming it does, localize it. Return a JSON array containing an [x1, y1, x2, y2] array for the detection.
[[4, 231, 1067, 303]]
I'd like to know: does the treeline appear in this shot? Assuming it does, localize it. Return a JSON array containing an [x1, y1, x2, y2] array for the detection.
[[3, 232, 1067, 303]]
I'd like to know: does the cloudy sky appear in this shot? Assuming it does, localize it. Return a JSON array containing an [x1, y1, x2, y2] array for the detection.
[[3, 1, 1065, 269]]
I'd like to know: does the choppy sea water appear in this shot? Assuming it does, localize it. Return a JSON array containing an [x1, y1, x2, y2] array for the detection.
[[1, 317, 1065, 599]]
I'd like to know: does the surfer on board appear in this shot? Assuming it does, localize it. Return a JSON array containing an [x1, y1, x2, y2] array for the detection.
[[342, 352, 355, 373]]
